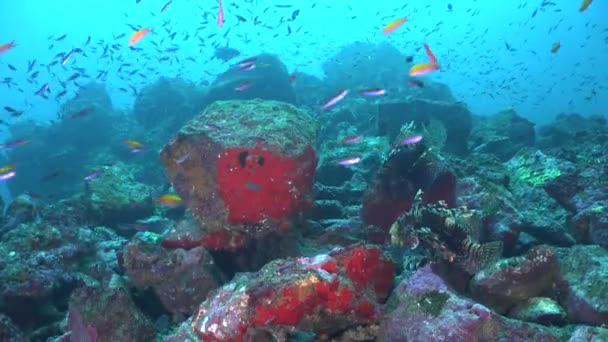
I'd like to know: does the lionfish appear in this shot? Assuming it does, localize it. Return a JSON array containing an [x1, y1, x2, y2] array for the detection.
[[390, 191, 503, 274]]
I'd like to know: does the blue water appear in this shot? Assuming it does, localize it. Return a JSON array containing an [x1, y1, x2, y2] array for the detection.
[[0, 0, 605, 126]]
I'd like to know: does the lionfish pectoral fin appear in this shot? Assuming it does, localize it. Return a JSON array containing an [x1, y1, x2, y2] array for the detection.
[[458, 240, 504, 274]]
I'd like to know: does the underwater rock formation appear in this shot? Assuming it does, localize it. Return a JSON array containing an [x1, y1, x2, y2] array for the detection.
[[0, 222, 125, 336], [537, 113, 607, 151], [2, 84, 128, 200], [322, 42, 408, 92], [377, 99, 472, 155], [469, 109, 536, 161], [191, 244, 394, 341], [122, 232, 225, 320], [204, 54, 296, 105], [0, 314, 25, 341], [456, 149, 575, 254], [508, 297, 567, 326], [291, 72, 329, 109], [557, 245, 608, 326], [469, 246, 559, 314], [132, 77, 206, 136], [57, 82, 113, 118], [64, 281, 156, 341], [361, 137, 456, 236], [160, 99, 318, 252], [82, 163, 155, 227], [380, 265, 570, 341]]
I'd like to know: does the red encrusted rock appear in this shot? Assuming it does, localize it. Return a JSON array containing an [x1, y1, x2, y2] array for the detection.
[[122, 232, 225, 320], [191, 244, 394, 341], [160, 99, 318, 251], [469, 246, 559, 314]]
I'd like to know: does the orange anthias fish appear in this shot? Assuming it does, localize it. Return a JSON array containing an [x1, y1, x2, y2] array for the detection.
[[217, 0, 224, 27], [579, 0, 592, 12], [0, 41, 15, 54], [124, 140, 144, 152], [383, 17, 408, 35], [409, 62, 440, 76], [128, 28, 150, 47], [423, 43, 438, 64], [157, 194, 183, 207]]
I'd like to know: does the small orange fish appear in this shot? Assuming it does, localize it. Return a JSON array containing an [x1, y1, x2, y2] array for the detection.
[[423, 43, 438, 64], [579, 0, 592, 12], [128, 28, 150, 46], [0, 41, 15, 54], [157, 194, 183, 207], [409, 62, 440, 76], [383, 17, 408, 35], [124, 140, 144, 151], [551, 42, 561, 53]]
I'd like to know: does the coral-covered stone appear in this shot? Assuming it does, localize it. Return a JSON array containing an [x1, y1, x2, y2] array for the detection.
[[571, 201, 608, 247], [160, 99, 318, 251], [361, 141, 456, 235], [122, 232, 224, 320], [0, 223, 125, 330], [469, 109, 535, 161], [83, 163, 155, 227], [191, 244, 394, 341], [508, 297, 567, 326], [557, 245, 608, 326], [380, 265, 567, 341], [66, 279, 156, 342], [469, 246, 559, 314]]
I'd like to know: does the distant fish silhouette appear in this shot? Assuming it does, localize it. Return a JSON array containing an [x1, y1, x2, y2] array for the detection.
[[214, 46, 240, 62]]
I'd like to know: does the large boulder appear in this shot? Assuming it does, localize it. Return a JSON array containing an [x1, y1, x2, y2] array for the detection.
[[469, 246, 560, 314], [191, 244, 394, 341], [132, 77, 206, 136], [380, 265, 569, 341], [557, 245, 608, 326], [82, 163, 155, 227], [122, 232, 225, 320], [160, 99, 318, 252], [469, 109, 535, 161], [204, 54, 296, 105]]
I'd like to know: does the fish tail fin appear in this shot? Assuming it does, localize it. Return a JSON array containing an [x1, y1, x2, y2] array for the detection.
[[459, 239, 503, 274]]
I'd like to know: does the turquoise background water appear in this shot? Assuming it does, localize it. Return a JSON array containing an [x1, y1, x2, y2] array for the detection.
[[0, 0, 605, 128]]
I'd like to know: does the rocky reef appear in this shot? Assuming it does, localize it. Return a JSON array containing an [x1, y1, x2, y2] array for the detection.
[[1, 42, 608, 341]]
